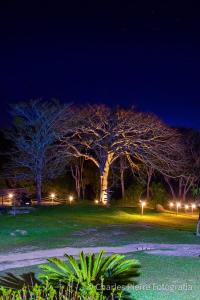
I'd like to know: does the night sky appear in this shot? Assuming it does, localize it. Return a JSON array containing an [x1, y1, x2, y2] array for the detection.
[[0, 1, 200, 128]]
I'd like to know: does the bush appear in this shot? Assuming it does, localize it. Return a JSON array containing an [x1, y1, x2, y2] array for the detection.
[[39, 250, 140, 299], [150, 182, 168, 207], [0, 282, 107, 299], [0, 251, 141, 300], [121, 182, 145, 207]]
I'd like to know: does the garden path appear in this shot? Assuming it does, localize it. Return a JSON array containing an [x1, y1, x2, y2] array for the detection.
[[0, 243, 200, 271]]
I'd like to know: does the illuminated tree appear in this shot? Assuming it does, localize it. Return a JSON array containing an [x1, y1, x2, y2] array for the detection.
[[59, 105, 184, 203]]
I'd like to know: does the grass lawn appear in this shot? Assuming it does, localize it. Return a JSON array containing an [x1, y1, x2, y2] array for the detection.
[[0, 204, 199, 253], [129, 252, 200, 300], [1, 253, 199, 300]]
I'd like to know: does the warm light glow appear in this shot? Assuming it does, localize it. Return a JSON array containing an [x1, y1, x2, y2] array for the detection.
[[169, 202, 174, 207], [50, 193, 56, 199], [8, 193, 14, 199], [94, 199, 99, 204], [176, 202, 181, 208], [69, 195, 74, 202], [140, 200, 147, 215], [192, 204, 196, 209], [185, 204, 189, 210]]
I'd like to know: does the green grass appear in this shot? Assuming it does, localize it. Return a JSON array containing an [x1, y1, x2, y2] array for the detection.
[[129, 252, 200, 300], [0, 204, 199, 253], [1, 204, 200, 299]]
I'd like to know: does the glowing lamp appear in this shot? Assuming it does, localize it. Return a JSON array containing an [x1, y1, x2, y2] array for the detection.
[[176, 202, 181, 215], [8, 193, 14, 199], [191, 203, 196, 214], [50, 193, 56, 199], [140, 201, 146, 215], [69, 195, 74, 203]]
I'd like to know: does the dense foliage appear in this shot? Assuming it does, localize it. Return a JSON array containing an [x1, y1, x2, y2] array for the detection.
[[0, 251, 140, 300]]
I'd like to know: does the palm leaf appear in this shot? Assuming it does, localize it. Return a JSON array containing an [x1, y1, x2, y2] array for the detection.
[[0, 272, 40, 289]]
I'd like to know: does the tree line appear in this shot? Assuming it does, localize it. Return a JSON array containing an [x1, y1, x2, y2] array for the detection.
[[1, 99, 200, 205]]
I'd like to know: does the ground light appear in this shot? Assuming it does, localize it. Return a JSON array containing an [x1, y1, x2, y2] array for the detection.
[[185, 204, 189, 213], [140, 201, 146, 215], [94, 199, 99, 204], [69, 195, 74, 204], [8, 193, 14, 199], [8, 193, 14, 205], [169, 202, 174, 210], [191, 203, 196, 214], [50, 193, 56, 204], [176, 202, 181, 215]]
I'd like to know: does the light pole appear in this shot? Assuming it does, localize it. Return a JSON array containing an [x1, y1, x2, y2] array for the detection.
[[8, 193, 14, 208], [50, 193, 56, 204], [8, 193, 15, 216], [69, 195, 74, 204], [176, 202, 181, 215], [191, 204, 196, 214], [184, 204, 189, 213], [141, 201, 146, 215], [8, 193, 14, 204]]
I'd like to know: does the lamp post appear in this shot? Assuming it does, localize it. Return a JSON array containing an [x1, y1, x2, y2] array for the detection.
[[50, 193, 56, 204], [8, 193, 14, 200], [8, 193, 16, 216], [176, 202, 181, 215], [8, 193, 14, 205], [184, 204, 189, 213], [69, 195, 74, 204], [140, 201, 146, 215], [191, 203, 196, 214]]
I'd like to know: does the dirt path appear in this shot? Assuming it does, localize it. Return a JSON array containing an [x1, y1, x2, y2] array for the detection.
[[0, 243, 200, 272]]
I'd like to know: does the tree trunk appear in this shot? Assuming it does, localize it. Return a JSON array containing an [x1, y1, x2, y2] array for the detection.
[[100, 152, 114, 203], [36, 175, 42, 204], [119, 157, 126, 199], [164, 176, 176, 200], [121, 170, 125, 199], [71, 165, 81, 200], [178, 177, 183, 200], [196, 209, 200, 236], [146, 168, 153, 200], [183, 177, 194, 203], [146, 180, 150, 200]]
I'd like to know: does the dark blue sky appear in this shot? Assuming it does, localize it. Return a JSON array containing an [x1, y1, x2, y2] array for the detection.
[[0, 1, 200, 128]]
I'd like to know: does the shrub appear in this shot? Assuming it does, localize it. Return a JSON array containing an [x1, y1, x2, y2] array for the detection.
[[122, 182, 145, 207], [39, 250, 140, 299], [0, 251, 140, 299], [0, 282, 107, 299], [150, 182, 168, 207]]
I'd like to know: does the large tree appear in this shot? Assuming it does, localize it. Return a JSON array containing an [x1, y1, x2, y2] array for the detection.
[[59, 105, 184, 203], [6, 99, 71, 203]]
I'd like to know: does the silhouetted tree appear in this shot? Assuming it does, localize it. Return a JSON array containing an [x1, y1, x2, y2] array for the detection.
[[5, 100, 71, 203]]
